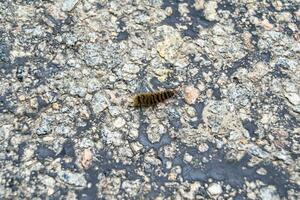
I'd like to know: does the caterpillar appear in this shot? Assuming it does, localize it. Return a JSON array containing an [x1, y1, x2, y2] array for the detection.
[[133, 89, 177, 107]]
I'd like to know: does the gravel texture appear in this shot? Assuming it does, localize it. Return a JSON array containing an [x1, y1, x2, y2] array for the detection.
[[0, 0, 299, 199]]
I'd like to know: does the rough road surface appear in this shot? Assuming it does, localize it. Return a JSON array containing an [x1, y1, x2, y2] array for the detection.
[[0, 0, 299, 199]]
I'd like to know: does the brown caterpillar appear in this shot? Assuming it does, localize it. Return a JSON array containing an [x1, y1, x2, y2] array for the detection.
[[133, 89, 177, 107]]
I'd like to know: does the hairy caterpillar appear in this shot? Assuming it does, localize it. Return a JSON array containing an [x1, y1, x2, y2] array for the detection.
[[133, 89, 177, 107]]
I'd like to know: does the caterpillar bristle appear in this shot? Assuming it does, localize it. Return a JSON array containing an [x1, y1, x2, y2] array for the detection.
[[133, 89, 177, 107]]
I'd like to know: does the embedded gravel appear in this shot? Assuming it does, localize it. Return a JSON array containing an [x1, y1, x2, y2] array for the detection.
[[0, 0, 299, 199]]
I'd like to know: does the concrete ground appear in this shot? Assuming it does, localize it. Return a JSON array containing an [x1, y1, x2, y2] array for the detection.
[[0, 0, 299, 199]]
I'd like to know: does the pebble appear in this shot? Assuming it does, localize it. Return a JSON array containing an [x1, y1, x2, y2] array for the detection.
[[69, 84, 86, 97], [259, 186, 280, 200], [81, 149, 93, 169], [18, 95, 26, 101], [207, 183, 223, 197], [260, 19, 274, 30], [285, 92, 300, 106], [52, 103, 60, 110], [128, 128, 139, 140], [248, 146, 270, 159], [101, 127, 123, 146], [83, 43, 104, 67], [130, 142, 143, 153], [22, 146, 35, 161], [121, 180, 141, 197], [91, 92, 108, 115], [165, 7, 173, 16], [183, 153, 193, 163], [194, 0, 205, 10], [87, 78, 100, 93], [256, 167, 267, 175], [273, 150, 293, 164], [122, 63, 140, 74], [113, 117, 126, 128], [179, 182, 201, 199], [0, 125, 10, 141], [147, 124, 165, 144], [41, 175, 56, 195], [184, 86, 200, 105], [198, 143, 209, 152], [57, 171, 87, 187], [228, 85, 251, 106], [61, 0, 79, 12], [272, 1, 283, 11], [36, 117, 53, 136], [98, 176, 121, 195], [203, 1, 218, 21], [156, 25, 183, 63]]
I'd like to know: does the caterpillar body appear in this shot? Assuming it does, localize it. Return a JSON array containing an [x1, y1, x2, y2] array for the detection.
[[133, 89, 177, 107]]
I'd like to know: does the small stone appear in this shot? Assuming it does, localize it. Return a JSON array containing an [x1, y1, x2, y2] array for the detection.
[[91, 92, 108, 115], [69, 84, 86, 97], [285, 92, 300, 106], [147, 124, 165, 144], [0, 125, 11, 141], [228, 85, 250, 106], [122, 63, 140, 74], [113, 117, 126, 128], [202, 156, 209, 163], [198, 143, 209, 152], [156, 25, 183, 63], [87, 78, 100, 93], [178, 3, 189, 16], [207, 183, 223, 197], [22, 146, 35, 161], [243, 31, 253, 49], [30, 98, 39, 109], [130, 142, 143, 153], [203, 1, 218, 21], [179, 182, 201, 199], [229, 131, 243, 141], [118, 146, 133, 158], [273, 150, 293, 164], [194, 0, 205, 10], [168, 166, 181, 181], [101, 127, 123, 146], [183, 153, 193, 163], [144, 149, 162, 166], [260, 19, 274, 30], [18, 95, 26, 101], [57, 171, 87, 187], [61, 0, 79, 12], [248, 62, 270, 81], [186, 106, 196, 117], [272, 1, 283, 11], [81, 149, 93, 169], [83, 43, 104, 67], [55, 124, 76, 137], [98, 176, 121, 195], [165, 7, 173, 16], [79, 138, 94, 148], [259, 185, 280, 200], [247, 191, 257, 200], [184, 86, 200, 104], [128, 128, 139, 140], [256, 167, 267, 175], [36, 117, 53, 136], [248, 146, 269, 159], [40, 175, 56, 195], [122, 180, 141, 197], [52, 103, 60, 110]]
